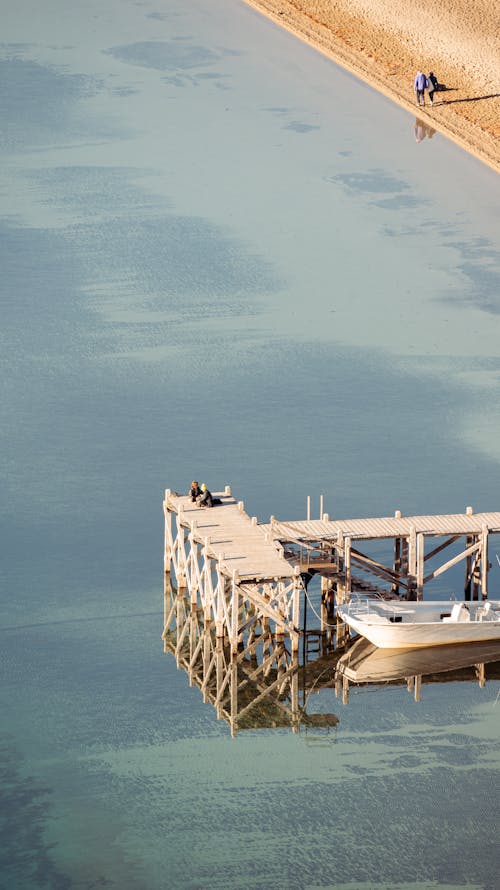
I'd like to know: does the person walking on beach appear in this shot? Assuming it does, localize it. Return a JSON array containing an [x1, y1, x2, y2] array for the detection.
[[414, 70, 429, 107], [427, 71, 439, 105]]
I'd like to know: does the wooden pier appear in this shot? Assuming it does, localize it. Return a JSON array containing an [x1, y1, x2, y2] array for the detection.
[[163, 487, 302, 653], [163, 487, 500, 653]]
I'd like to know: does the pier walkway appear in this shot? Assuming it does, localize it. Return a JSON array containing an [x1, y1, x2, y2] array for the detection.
[[164, 488, 301, 652], [165, 489, 295, 582], [164, 486, 500, 652]]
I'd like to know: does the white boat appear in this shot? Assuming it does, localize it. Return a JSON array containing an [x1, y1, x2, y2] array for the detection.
[[336, 597, 500, 649]]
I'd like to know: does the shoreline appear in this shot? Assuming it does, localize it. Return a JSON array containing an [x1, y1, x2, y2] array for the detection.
[[242, 0, 500, 174]]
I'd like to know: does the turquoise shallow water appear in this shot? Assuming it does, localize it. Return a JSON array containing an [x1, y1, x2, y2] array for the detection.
[[1, 1, 500, 888]]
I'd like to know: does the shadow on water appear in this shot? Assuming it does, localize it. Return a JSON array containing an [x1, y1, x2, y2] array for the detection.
[[0, 743, 70, 890]]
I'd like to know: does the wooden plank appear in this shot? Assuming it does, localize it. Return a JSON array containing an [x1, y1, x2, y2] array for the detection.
[[263, 511, 500, 542]]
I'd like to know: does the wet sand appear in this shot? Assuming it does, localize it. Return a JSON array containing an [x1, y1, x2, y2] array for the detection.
[[242, 0, 500, 172]]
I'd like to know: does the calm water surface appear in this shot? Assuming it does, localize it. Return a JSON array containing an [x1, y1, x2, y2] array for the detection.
[[1, 1, 499, 888]]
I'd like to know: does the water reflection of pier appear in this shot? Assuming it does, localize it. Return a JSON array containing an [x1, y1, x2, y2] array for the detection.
[[163, 580, 340, 737]]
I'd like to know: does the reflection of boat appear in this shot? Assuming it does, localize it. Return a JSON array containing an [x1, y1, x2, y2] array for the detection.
[[336, 636, 500, 684], [336, 597, 500, 649]]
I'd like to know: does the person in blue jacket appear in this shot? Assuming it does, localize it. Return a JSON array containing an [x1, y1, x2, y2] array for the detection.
[[414, 71, 429, 107]]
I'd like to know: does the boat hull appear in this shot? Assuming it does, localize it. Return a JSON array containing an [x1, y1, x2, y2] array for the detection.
[[337, 599, 500, 649]]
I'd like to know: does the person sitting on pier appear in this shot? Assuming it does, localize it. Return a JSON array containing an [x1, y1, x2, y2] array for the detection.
[[196, 483, 213, 508], [189, 480, 201, 502]]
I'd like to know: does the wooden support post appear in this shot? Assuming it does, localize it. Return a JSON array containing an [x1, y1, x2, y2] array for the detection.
[[216, 638, 224, 719], [230, 571, 239, 654], [345, 537, 352, 597], [472, 535, 481, 601], [408, 526, 417, 600], [176, 519, 187, 589], [164, 493, 172, 574], [416, 532, 424, 600], [465, 534, 473, 601], [321, 575, 328, 628], [393, 512, 402, 595], [464, 506, 475, 601], [292, 571, 301, 654], [202, 630, 211, 702], [481, 525, 489, 600]]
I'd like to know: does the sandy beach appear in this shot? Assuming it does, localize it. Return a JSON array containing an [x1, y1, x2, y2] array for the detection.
[[242, 0, 500, 172]]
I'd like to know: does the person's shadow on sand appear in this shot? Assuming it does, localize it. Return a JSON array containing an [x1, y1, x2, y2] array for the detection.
[[438, 91, 499, 106]]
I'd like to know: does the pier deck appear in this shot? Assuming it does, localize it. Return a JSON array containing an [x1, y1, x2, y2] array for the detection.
[[164, 487, 500, 651], [166, 491, 295, 582], [263, 512, 500, 541]]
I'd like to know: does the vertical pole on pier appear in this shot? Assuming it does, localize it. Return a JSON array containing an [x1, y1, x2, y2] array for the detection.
[[465, 534, 473, 601], [416, 533, 424, 600], [292, 570, 301, 654], [230, 571, 239, 654], [465, 506, 474, 601], [216, 638, 224, 719], [191, 537, 200, 612], [393, 510, 402, 596], [319, 494, 324, 520], [408, 526, 417, 600], [335, 530, 347, 648], [202, 628, 211, 703], [472, 535, 481, 601], [275, 579, 285, 642], [345, 537, 352, 598], [164, 490, 172, 574], [176, 508, 187, 589], [481, 525, 489, 600]]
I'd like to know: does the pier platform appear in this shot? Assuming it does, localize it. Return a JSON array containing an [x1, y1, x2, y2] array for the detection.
[[164, 486, 500, 653]]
